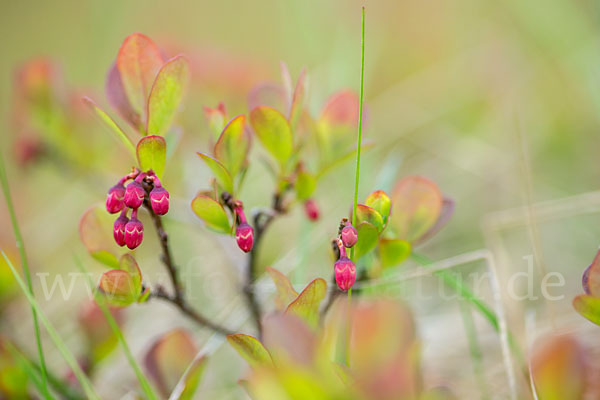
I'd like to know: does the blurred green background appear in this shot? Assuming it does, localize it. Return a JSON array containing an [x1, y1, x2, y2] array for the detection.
[[2, 0, 600, 398]]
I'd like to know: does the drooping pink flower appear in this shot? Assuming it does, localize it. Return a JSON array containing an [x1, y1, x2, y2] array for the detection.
[[334, 239, 356, 291], [149, 178, 169, 215], [106, 182, 126, 214], [124, 209, 143, 249], [234, 204, 253, 252], [304, 199, 320, 221], [124, 174, 146, 209], [341, 223, 358, 248], [113, 209, 129, 247]]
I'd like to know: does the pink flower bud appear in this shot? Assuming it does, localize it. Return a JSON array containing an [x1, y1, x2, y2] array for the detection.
[[113, 210, 129, 247], [124, 209, 143, 249], [150, 186, 169, 215], [124, 181, 145, 209], [236, 223, 254, 253], [304, 199, 320, 221], [335, 256, 356, 291], [341, 223, 358, 248], [106, 183, 126, 214]]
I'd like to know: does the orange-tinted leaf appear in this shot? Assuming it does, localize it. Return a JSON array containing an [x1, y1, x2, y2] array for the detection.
[[146, 55, 190, 135], [214, 115, 249, 177], [226, 334, 272, 367], [97, 270, 139, 307], [364, 190, 391, 224], [79, 205, 120, 268], [266, 267, 298, 310], [582, 249, 600, 296], [413, 197, 454, 245], [285, 278, 326, 328], [390, 176, 443, 243], [318, 90, 359, 134], [106, 62, 141, 131], [356, 204, 384, 232], [137, 135, 166, 178], [116, 33, 164, 119]]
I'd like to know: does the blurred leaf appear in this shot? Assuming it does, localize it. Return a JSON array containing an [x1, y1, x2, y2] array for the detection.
[[0, 339, 28, 398], [356, 204, 384, 232], [116, 33, 164, 120], [582, 248, 600, 296], [203, 102, 227, 140], [79, 300, 123, 364], [137, 135, 166, 178], [380, 239, 411, 269], [530, 334, 587, 400], [414, 197, 454, 246], [390, 176, 443, 243], [288, 68, 307, 129], [318, 90, 359, 132], [97, 269, 140, 308], [249, 106, 293, 169], [354, 222, 379, 259], [262, 313, 318, 367], [227, 334, 272, 368], [196, 153, 234, 193], [169, 356, 208, 400], [164, 128, 182, 161], [145, 329, 197, 397], [247, 82, 287, 112], [146, 55, 190, 135], [266, 266, 298, 310], [214, 115, 249, 177], [365, 190, 392, 224], [106, 63, 142, 131], [82, 97, 136, 157], [295, 169, 317, 202], [573, 294, 600, 325], [190, 194, 231, 234], [79, 205, 120, 268], [286, 278, 327, 328]]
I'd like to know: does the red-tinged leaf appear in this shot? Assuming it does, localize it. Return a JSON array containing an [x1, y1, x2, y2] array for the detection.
[[379, 239, 411, 269], [214, 115, 250, 177], [190, 194, 231, 234], [203, 102, 227, 139], [318, 90, 359, 134], [247, 82, 287, 112], [97, 270, 139, 307], [226, 334, 272, 368], [266, 267, 298, 310], [116, 33, 165, 119], [356, 204, 384, 232], [79, 205, 120, 268], [249, 106, 293, 168], [169, 355, 208, 400], [353, 222, 379, 260], [262, 313, 317, 366], [285, 278, 327, 328], [146, 55, 190, 135], [106, 63, 142, 131], [573, 294, 600, 326], [390, 176, 443, 243], [364, 190, 392, 224], [582, 249, 600, 296], [530, 334, 587, 400], [196, 152, 233, 193], [118, 254, 142, 290], [137, 135, 167, 178], [82, 97, 136, 157], [145, 329, 198, 397], [413, 197, 454, 245], [288, 68, 307, 129]]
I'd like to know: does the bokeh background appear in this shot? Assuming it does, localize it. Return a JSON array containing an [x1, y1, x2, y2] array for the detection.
[[2, 0, 600, 398]]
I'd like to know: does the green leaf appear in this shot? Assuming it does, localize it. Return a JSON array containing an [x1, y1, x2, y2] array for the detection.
[[79, 205, 120, 268], [573, 294, 600, 326], [137, 135, 167, 178], [97, 269, 140, 308], [353, 222, 379, 259], [214, 115, 249, 177], [196, 153, 234, 193], [379, 239, 411, 269], [582, 249, 600, 296], [226, 334, 272, 367], [82, 97, 136, 158], [170, 356, 208, 400], [116, 33, 165, 120], [295, 169, 316, 202], [365, 190, 392, 224], [266, 266, 298, 310], [356, 204, 384, 233], [390, 176, 442, 243], [285, 278, 327, 328], [249, 106, 293, 168], [190, 194, 231, 234], [146, 55, 190, 135]]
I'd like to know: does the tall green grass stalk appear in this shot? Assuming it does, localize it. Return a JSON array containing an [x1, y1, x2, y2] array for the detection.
[[0, 153, 49, 398]]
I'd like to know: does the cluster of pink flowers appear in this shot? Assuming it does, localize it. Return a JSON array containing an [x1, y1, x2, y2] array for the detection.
[[334, 221, 358, 291], [106, 169, 170, 250]]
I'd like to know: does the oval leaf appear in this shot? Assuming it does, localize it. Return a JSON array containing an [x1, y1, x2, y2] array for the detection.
[[379, 239, 411, 269], [365, 190, 392, 224], [116, 33, 165, 118], [79, 205, 120, 268], [226, 334, 272, 368], [106, 63, 142, 132], [97, 270, 139, 307], [249, 106, 293, 168], [413, 197, 454, 245], [214, 115, 249, 178], [356, 204, 384, 233], [190, 194, 231, 234], [146, 55, 190, 135], [353, 222, 379, 260], [196, 153, 233, 193], [137, 135, 166, 178], [285, 278, 327, 328], [266, 267, 299, 310], [573, 294, 600, 326], [390, 176, 442, 243]]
